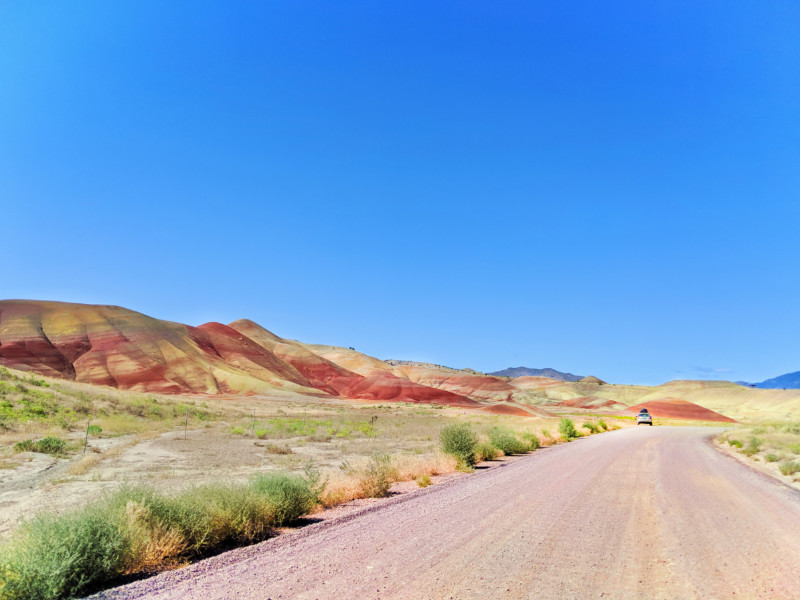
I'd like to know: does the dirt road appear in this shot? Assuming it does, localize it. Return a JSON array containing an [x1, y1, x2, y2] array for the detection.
[[93, 427, 800, 599]]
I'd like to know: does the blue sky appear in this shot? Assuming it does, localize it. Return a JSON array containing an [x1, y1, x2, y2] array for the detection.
[[2, 1, 798, 385]]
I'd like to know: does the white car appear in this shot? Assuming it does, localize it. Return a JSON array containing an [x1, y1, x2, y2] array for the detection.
[[637, 409, 653, 426]]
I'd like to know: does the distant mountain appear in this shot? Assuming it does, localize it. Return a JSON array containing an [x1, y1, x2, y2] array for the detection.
[[750, 371, 800, 390], [489, 366, 583, 382]]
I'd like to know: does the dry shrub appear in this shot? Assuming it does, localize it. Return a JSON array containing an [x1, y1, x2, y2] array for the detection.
[[319, 472, 364, 507], [393, 453, 457, 481], [319, 452, 457, 508], [123, 501, 187, 573], [67, 454, 102, 476]]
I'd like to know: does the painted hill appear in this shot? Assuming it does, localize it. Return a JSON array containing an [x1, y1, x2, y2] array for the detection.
[[4, 300, 800, 420], [489, 366, 583, 382], [0, 300, 482, 411], [752, 371, 800, 390], [620, 398, 737, 423]]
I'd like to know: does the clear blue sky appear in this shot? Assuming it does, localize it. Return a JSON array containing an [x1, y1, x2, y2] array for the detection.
[[2, 1, 798, 385]]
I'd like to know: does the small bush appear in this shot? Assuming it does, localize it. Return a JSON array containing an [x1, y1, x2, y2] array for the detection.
[[358, 453, 397, 498], [250, 472, 320, 525], [540, 428, 551, 440], [582, 421, 599, 434], [0, 505, 129, 600], [440, 423, 478, 467], [520, 432, 540, 450], [87, 425, 102, 436], [559, 418, 578, 441], [728, 439, 743, 448], [742, 436, 762, 457], [417, 474, 432, 488], [489, 426, 528, 455], [597, 418, 608, 431], [765, 453, 780, 463], [231, 427, 245, 435], [779, 460, 800, 476], [13, 437, 69, 456], [474, 441, 500, 462]]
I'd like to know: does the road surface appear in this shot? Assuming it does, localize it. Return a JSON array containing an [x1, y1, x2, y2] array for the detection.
[[93, 427, 800, 599]]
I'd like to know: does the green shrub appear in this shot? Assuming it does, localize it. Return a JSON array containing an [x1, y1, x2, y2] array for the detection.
[[597, 418, 608, 431], [87, 425, 102, 436], [540, 428, 551, 439], [440, 423, 478, 467], [358, 453, 396, 498], [13, 437, 69, 456], [742, 436, 762, 457], [0, 505, 129, 600], [765, 453, 780, 463], [559, 418, 578, 440], [231, 427, 245, 435], [250, 472, 320, 525], [474, 441, 500, 462], [728, 439, 743, 448], [417, 474, 432, 488], [582, 421, 600, 434], [488, 426, 528, 455], [520, 432, 540, 450], [779, 460, 800, 476]]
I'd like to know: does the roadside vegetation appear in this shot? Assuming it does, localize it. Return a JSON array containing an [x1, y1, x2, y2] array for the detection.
[[0, 365, 623, 599], [719, 422, 800, 484], [0, 470, 322, 600]]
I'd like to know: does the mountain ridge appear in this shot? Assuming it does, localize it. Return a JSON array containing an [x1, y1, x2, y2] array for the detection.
[[489, 366, 583, 382]]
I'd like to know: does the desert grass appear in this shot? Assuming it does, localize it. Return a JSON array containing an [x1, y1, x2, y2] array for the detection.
[[66, 454, 102, 476], [0, 471, 321, 600], [318, 451, 457, 507], [719, 421, 800, 482]]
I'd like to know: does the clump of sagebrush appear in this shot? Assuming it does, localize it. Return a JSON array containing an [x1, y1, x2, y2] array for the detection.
[[520, 432, 540, 450], [0, 503, 130, 600], [13, 436, 70, 456], [779, 460, 800, 476], [417, 474, 432, 488], [0, 471, 321, 600], [474, 440, 500, 462], [358, 453, 396, 498], [727, 439, 743, 448], [489, 426, 529, 455], [440, 423, 478, 467], [742, 436, 762, 457], [765, 453, 780, 463], [582, 421, 599, 434], [559, 417, 578, 441], [597, 418, 608, 431]]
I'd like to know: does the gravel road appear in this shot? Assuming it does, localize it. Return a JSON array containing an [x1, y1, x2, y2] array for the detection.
[[92, 427, 800, 599]]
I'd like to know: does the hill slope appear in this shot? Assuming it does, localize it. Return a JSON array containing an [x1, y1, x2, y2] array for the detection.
[[0, 300, 485, 411]]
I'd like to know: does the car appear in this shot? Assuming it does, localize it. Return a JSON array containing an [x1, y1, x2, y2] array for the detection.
[[636, 408, 653, 426]]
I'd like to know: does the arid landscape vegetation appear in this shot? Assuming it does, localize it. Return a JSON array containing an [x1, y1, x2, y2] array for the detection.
[[2, 300, 800, 598]]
